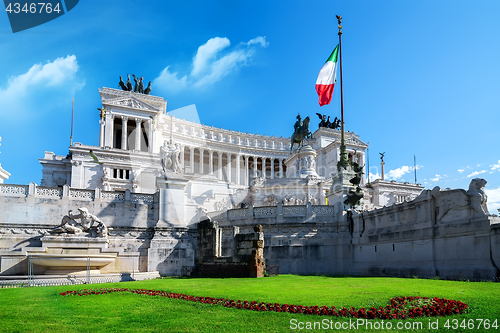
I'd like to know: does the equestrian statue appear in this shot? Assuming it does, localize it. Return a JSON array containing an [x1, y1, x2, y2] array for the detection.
[[290, 113, 312, 152]]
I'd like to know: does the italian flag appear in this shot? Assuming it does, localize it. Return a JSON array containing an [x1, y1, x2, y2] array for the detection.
[[315, 44, 339, 106]]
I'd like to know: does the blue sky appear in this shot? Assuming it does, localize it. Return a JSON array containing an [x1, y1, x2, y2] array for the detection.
[[0, 0, 499, 212]]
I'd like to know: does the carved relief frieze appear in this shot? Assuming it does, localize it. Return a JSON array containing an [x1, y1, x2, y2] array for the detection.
[[153, 229, 196, 240], [0, 227, 47, 235], [102, 95, 160, 112], [108, 229, 154, 239], [214, 197, 230, 211]]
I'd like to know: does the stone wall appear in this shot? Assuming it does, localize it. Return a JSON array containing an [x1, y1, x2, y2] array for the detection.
[[195, 220, 265, 278], [0, 183, 160, 275], [350, 189, 500, 280], [2, 180, 498, 281], [213, 203, 350, 275], [217, 192, 500, 280]]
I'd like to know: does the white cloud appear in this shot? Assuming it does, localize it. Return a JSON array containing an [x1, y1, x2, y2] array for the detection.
[[458, 169, 465, 173], [0, 55, 84, 119], [485, 186, 500, 214], [467, 170, 487, 178], [430, 174, 441, 182], [242, 36, 269, 47], [153, 36, 268, 94], [368, 172, 381, 181], [191, 37, 231, 77], [491, 160, 500, 172], [153, 66, 188, 94], [387, 165, 411, 180], [194, 49, 250, 87]]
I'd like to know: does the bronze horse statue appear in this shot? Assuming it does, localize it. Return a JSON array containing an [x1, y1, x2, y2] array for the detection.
[[290, 116, 312, 152]]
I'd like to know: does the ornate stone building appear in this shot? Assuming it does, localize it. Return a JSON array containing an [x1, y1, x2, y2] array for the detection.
[[39, 87, 420, 216], [4, 87, 496, 283]]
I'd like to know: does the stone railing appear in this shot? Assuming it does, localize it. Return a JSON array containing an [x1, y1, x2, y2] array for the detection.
[[0, 184, 28, 196], [0, 183, 155, 204], [215, 203, 335, 223], [166, 116, 291, 152]]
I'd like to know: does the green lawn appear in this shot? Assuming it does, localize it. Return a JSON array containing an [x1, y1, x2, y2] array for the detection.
[[0, 275, 498, 332]]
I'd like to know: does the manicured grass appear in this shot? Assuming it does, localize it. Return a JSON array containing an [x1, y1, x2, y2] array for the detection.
[[0, 275, 498, 332]]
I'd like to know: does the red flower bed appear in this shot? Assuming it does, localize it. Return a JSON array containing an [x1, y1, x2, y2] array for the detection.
[[60, 288, 468, 320]]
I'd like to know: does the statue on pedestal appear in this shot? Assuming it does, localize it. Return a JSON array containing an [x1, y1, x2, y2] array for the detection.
[[49, 207, 110, 238], [160, 139, 183, 174], [120, 74, 151, 94], [290, 115, 312, 152]]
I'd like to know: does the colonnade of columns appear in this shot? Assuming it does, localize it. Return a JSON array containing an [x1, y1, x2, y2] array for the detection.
[[179, 145, 287, 185], [101, 113, 152, 153]]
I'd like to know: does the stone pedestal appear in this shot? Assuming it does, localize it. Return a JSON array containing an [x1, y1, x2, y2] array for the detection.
[[284, 145, 318, 178], [328, 166, 361, 211], [147, 227, 195, 277], [148, 173, 194, 276], [156, 173, 189, 227], [17, 235, 140, 276], [326, 167, 359, 276]]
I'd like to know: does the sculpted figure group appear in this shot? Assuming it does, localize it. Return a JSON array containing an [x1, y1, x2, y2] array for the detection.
[[50, 207, 110, 238], [160, 139, 182, 174], [119, 74, 152, 95], [316, 113, 340, 130]]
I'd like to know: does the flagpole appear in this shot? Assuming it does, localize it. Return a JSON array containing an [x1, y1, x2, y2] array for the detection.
[[337, 15, 349, 168], [414, 155, 417, 184], [70, 98, 74, 146], [367, 147, 370, 185]]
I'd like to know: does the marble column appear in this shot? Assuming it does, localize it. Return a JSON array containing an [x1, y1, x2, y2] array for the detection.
[[244, 155, 249, 186], [253, 156, 258, 177], [199, 148, 205, 174], [236, 154, 241, 185], [147, 119, 153, 153], [271, 158, 275, 179], [262, 158, 266, 178], [121, 116, 128, 150], [209, 150, 213, 175], [180, 145, 185, 170], [104, 112, 114, 148], [360, 152, 366, 185], [190, 147, 194, 173], [134, 118, 142, 151], [99, 119, 105, 148], [218, 152, 223, 180], [226, 153, 232, 182], [279, 158, 283, 178]]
